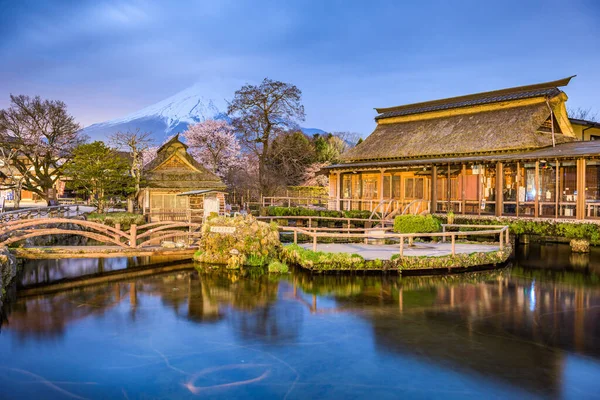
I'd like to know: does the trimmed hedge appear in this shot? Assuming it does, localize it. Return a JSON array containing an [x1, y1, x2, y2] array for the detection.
[[394, 214, 441, 234], [261, 206, 372, 220], [435, 214, 600, 242]]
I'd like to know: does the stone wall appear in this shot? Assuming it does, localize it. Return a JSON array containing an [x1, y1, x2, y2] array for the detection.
[[0, 246, 17, 314]]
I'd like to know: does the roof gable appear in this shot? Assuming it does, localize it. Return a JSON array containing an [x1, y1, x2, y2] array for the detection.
[[143, 134, 225, 189]]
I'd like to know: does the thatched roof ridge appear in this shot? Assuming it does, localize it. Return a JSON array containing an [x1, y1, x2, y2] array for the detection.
[[342, 95, 574, 162], [144, 135, 225, 190], [375, 76, 574, 120]]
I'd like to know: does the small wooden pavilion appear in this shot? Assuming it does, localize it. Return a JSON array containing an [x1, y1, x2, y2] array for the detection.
[[326, 76, 600, 220], [140, 135, 226, 221]]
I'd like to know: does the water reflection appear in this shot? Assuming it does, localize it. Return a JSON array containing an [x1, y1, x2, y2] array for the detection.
[[18, 255, 192, 287], [0, 244, 599, 398]]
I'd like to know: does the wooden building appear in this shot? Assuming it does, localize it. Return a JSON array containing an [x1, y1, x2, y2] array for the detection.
[[327, 76, 600, 220], [570, 118, 600, 141], [141, 135, 226, 221]]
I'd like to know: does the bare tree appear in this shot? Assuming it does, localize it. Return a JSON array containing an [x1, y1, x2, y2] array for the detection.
[[0, 141, 25, 208], [0, 95, 83, 204], [110, 129, 154, 211], [568, 107, 598, 122], [228, 78, 305, 195]]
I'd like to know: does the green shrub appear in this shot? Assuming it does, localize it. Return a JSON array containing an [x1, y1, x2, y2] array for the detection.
[[87, 212, 145, 230], [280, 244, 366, 270], [261, 206, 371, 220], [267, 260, 289, 273], [394, 215, 441, 234], [246, 253, 271, 267], [435, 214, 600, 242]]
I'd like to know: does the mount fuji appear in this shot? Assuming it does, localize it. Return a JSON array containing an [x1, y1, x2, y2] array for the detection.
[[82, 83, 325, 143]]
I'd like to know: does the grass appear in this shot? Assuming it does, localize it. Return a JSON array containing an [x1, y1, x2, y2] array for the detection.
[[267, 260, 289, 273]]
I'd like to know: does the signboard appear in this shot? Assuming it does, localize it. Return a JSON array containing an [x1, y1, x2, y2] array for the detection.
[[210, 226, 236, 234]]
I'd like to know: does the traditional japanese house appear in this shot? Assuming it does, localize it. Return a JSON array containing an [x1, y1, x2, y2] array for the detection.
[[570, 118, 600, 141], [141, 135, 227, 221], [327, 76, 600, 220]]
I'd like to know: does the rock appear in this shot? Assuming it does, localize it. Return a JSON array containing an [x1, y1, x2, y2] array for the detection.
[[570, 239, 590, 253], [194, 215, 280, 267], [161, 241, 177, 248], [0, 246, 17, 311]]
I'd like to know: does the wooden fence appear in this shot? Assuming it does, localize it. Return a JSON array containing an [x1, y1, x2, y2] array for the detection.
[[278, 223, 510, 257]]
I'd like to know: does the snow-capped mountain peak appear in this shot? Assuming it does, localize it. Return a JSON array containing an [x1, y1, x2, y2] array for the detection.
[[82, 83, 324, 143], [106, 84, 226, 131]]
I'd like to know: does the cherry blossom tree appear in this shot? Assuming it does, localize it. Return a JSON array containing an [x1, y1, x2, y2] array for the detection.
[[182, 119, 241, 177]]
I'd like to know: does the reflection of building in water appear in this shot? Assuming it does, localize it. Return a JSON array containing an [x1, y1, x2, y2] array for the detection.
[[17, 256, 193, 287], [4, 268, 290, 340], [293, 270, 600, 397]]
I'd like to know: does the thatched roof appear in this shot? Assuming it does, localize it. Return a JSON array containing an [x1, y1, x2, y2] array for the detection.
[[144, 134, 226, 190], [375, 76, 574, 120], [342, 78, 577, 163]]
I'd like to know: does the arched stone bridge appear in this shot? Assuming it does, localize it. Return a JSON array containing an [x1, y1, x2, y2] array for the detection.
[[0, 218, 203, 249]]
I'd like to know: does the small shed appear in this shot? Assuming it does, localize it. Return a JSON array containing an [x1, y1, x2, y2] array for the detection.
[[177, 189, 228, 221], [140, 135, 226, 221]]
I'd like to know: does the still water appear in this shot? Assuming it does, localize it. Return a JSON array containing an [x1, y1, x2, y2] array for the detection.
[[1, 244, 600, 399]]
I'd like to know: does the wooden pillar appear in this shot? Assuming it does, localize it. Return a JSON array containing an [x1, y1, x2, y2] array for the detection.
[[534, 161, 540, 218], [461, 164, 466, 215], [576, 158, 586, 220], [336, 171, 342, 211], [379, 169, 385, 202], [496, 162, 503, 217], [130, 224, 137, 248], [447, 163, 451, 211], [431, 165, 437, 213], [516, 162, 520, 217], [555, 159, 559, 219]]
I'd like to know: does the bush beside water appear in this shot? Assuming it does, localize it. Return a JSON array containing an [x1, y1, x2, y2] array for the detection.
[[262, 206, 372, 220], [435, 214, 600, 242], [394, 215, 441, 234]]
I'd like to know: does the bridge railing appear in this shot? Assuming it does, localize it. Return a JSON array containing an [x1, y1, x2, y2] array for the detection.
[[0, 218, 204, 249], [0, 205, 85, 223]]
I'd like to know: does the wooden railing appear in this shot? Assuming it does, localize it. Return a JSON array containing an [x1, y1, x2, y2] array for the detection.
[[0, 205, 85, 223], [262, 196, 331, 208], [257, 215, 386, 231], [0, 218, 203, 249], [278, 223, 510, 257]]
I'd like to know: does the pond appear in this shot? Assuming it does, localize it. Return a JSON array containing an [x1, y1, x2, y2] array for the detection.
[[1, 244, 600, 399]]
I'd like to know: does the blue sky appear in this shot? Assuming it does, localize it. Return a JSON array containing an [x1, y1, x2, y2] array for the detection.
[[0, 0, 599, 136]]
